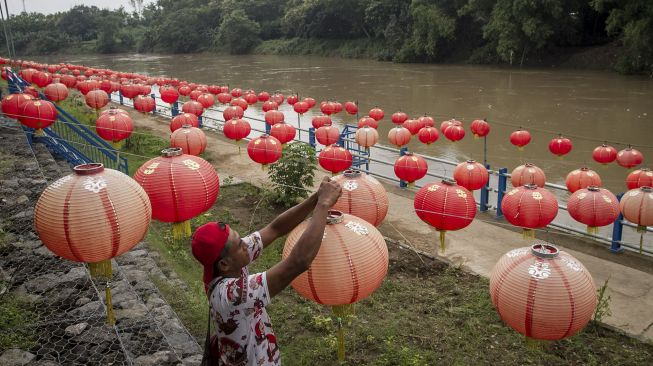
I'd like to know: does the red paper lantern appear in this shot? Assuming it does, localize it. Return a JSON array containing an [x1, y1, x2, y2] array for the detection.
[[208, 85, 220, 94], [443, 123, 465, 142], [320, 101, 336, 115], [293, 101, 309, 114], [182, 100, 204, 116], [388, 126, 411, 148], [197, 93, 215, 109], [231, 88, 242, 97], [23, 86, 39, 99], [133, 95, 155, 114], [287, 94, 298, 105], [99, 80, 113, 94], [626, 168, 653, 189], [217, 92, 232, 104], [85, 89, 109, 110], [620, 187, 653, 234], [95, 109, 134, 147], [369, 107, 384, 121], [316, 126, 340, 146], [223, 106, 244, 121], [394, 152, 427, 184], [510, 129, 531, 150], [258, 91, 270, 102], [247, 134, 283, 168], [282, 210, 388, 305], [271, 93, 285, 105], [303, 97, 316, 109], [60, 74, 77, 88], [244, 93, 258, 105], [391, 112, 408, 125], [1, 93, 34, 119], [170, 113, 199, 132], [262, 101, 278, 112], [470, 119, 490, 138], [264, 110, 284, 125], [548, 136, 573, 158], [219, 86, 229, 93], [223, 118, 251, 143], [189, 90, 202, 101], [418, 115, 435, 128], [344, 101, 358, 115], [616, 147, 643, 169], [511, 163, 546, 188], [565, 167, 601, 193], [332, 102, 342, 114], [568, 186, 619, 233], [32, 71, 52, 88], [414, 179, 476, 251], [592, 144, 617, 165], [489, 243, 596, 341], [418, 127, 439, 145], [230, 97, 248, 111], [120, 83, 140, 99], [170, 125, 208, 156], [319, 145, 352, 174], [270, 122, 296, 144], [401, 119, 420, 135], [134, 148, 219, 239], [312, 115, 332, 129], [501, 184, 558, 238], [20, 99, 57, 131], [357, 116, 378, 129], [355, 126, 378, 150], [454, 160, 489, 191], [332, 170, 389, 227]]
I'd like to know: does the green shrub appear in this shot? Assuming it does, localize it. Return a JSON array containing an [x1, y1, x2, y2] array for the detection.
[[267, 142, 316, 207]]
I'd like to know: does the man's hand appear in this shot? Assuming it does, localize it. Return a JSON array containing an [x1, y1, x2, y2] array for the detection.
[[317, 176, 342, 208]]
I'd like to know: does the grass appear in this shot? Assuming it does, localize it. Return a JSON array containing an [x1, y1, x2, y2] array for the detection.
[[144, 181, 653, 365], [0, 294, 38, 351]]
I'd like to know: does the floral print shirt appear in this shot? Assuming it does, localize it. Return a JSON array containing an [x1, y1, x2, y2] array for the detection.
[[208, 232, 279, 366]]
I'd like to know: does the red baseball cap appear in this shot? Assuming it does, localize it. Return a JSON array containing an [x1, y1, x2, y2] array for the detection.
[[191, 222, 230, 291]]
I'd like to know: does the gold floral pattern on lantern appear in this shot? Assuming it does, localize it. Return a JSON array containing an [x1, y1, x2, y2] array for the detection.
[[183, 159, 200, 170], [528, 262, 551, 280], [532, 192, 543, 200], [83, 177, 107, 193], [343, 181, 358, 191], [506, 248, 529, 258], [345, 221, 369, 235]]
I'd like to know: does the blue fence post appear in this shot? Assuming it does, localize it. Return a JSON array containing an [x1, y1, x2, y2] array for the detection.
[[610, 193, 625, 253], [172, 102, 179, 117], [151, 93, 157, 114], [308, 127, 316, 148], [337, 125, 346, 147], [198, 116, 203, 128], [119, 91, 124, 105], [265, 123, 271, 134], [399, 147, 408, 188], [480, 163, 490, 212], [496, 167, 508, 218]]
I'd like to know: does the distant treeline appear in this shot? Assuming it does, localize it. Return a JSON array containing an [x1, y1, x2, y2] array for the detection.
[[0, 0, 651, 74]]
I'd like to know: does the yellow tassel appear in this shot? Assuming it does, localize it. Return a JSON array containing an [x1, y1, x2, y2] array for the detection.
[[439, 230, 446, 252], [522, 229, 535, 240], [34, 128, 44, 136], [587, 226, 598, 235], [474, 135, 479, 140], [518, 146, 524, 151], [111, 140, 124, 149], [105, 283, 115, 325], [332, 304, 353, 362], [637, 225, 646, 234], [89, 259, 112, 279], [525, 337, 544, 350], [172, 221, 192, 240]]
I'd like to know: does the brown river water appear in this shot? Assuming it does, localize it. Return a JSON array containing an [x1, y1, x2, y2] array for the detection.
[[30, 53, 653, 252]]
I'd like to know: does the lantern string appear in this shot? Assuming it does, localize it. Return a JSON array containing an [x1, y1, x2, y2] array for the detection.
[[6, 124, 651, 246]]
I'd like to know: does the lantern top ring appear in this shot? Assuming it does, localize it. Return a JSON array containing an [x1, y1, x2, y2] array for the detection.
[[587, 186, 601, 192], [531, 243, 559, 258], [73, 163, 104, 175], [466, 159, 477, 164], [161, 147, 183, 157], [640, 186, 653, 193], [343, 169, 361, 178], [326, 210, 344, 225], [442, 178, 457, 186], [182, 124, 193, 128], [523, 183, 538, 190], [524, 162, 535, 167]]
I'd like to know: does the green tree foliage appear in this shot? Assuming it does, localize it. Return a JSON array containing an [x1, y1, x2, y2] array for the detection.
[[266, 142, 317, 207], [217, 9, 261, 54]]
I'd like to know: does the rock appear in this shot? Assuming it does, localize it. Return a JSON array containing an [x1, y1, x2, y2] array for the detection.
[[16, 195, 28, 204], [129, 249, 148, 258], [33, 246, 54, 257], [146, 295, 167, 310], [181, 354, 203, 366], [65, 322, 89, 337], [75, 297, 91, 306], [77, 326, 116, 344], [133, 351, 175, 366], [1, 178, 19, 188], [125, 269, 150, 285], [30, 178, 48, 185], [14, 240, 41, 250], [31, 360, 62, 366], [67, 300, 103, 318], [57, 267, 86, 285], [115, 303, 148, 320], [0, 349, 36, 365], [24, 273, 59, 293]]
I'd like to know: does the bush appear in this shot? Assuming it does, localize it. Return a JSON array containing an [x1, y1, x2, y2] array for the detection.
[[267, 142, 316, 207]]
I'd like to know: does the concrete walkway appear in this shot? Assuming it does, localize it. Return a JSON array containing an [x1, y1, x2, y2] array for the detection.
[[126, 107, 653, 343]]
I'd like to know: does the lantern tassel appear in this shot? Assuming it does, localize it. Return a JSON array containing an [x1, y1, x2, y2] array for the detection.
[[439, 230, 446, 252], [474, 134, 479, 140], [522, 228, 535, 240], [34, 128, 44, 136], [89, 259, 113, 279], [587, 226, 599, 235], [105, 282, 116, 325], [639, 232, 644, 254], [172, 221, 192, 240], [525, 337, 545, 350], [518, 146, 524, 151], [112, 140, 124, 150], [332, 304, 353, 362]]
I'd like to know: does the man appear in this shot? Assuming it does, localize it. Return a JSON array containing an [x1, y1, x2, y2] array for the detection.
[[191, 176, 342, 365]]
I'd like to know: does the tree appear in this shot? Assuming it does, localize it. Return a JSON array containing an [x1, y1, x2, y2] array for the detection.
[[217, 9, 261, 54], [266, 142, 317, 207]]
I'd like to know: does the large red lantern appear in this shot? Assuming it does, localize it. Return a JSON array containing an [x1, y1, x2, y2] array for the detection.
[[394, 152, 427, 185], [20, 99, 57, 132], [262, 101, 278, 112], [293, 101, 309, 114], [223, 118, 251, 143], [354, 126, 378, 151], [313, 115, 332, 129], [470, 119, 490, 138], [443, 122, 465, 142], [402, 119, 422, 135], [320, 101, 336, 115], [223, 106, 244, 121], [344, 101, 358, 115], [511, 163, 546, 188], [120, 83, 140, 99], [44, 83, 68, 103], [1, 93, 34, 119], [197, 93, 215, 109], [567, 186, 619, 234], [418, 126, 439, 145], [501, 184, 558, 238], [170, 113, 199, 132], [59, 74, 77, 88], [391, 112, 408, 125], [270, 122, 297, 144], [626, 168, 653, 189], [189, 89, 202, 101], [134, 148, 219, 239], [303, 97, 316, 109], [319, 145, 352, 175], [32, 71, 52, 88], [264, 110, 284, 125], [217, 92, 232, 104], [369, 107, 384, 121], [414, 179, 476, 251], [509, 129, 531, 150], [388, 126, 411, 148], [170, 125, 208, 156], [95, 109, 134, 148], [230, 97, 248, 111], [271, 93, 285, 105], [548, 135, 573, 158], [332, 170, 389, 227], [244, 93, 258, 105], [287, 94, 298, 105], [133, 95, 156, 114], [453, 160, 489, 191], [182, 100, 204, 116], [160, 86, 179, 105], [418, 115, 435, 128], [357, 116, 378, 129], [620, 186, 653, 234], [247, 134, 282, 169], [565, 167, 601, 193], [35, 163, 152, 324], [592, 144, 617, 165], [231, 88, 242, 98], [489, 243, 596, 341], [616, 146, 643, 169], [257, 91, 270, 102], [316, 126, 340, 146], [85, 89, 109, 110]]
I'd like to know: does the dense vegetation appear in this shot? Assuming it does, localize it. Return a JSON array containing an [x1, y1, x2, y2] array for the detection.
[[0, 0, 651, 74]]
